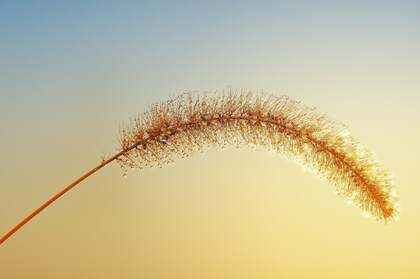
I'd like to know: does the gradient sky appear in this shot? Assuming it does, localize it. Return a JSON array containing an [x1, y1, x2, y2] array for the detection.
[[1, 1, 420, 278]]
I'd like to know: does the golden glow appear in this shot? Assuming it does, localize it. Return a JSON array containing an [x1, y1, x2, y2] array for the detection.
[[119, 92, 398, 220], [1, 1, 419, 277]]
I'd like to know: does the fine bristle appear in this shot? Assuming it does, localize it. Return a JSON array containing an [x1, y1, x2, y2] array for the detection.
[[117, 90, 399, 221]]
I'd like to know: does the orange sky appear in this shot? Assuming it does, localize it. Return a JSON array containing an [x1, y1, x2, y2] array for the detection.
[[1, 1, 420, 278]]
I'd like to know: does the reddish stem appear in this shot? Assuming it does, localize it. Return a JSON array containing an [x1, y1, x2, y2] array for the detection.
[[0, 149, 128, 246]]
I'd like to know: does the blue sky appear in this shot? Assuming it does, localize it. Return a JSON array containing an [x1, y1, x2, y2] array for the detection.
[[2, 2, 420, 278]]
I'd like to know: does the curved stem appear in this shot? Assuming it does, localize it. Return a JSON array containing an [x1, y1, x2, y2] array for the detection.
[[0, 148, 130, 246]]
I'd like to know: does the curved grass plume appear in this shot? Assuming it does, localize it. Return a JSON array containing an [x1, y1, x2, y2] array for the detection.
[[0, 90, 399, 246]]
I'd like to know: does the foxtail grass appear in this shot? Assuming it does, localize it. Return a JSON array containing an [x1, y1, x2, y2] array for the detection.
[[0, 90, 399, 246]]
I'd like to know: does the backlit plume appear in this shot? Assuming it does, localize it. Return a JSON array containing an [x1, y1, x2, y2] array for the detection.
[[118, 91, 399, 221], [0, 90, 399, 247]]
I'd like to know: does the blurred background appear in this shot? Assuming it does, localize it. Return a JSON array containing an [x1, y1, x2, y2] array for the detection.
[[1, 1, 419, 278]]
